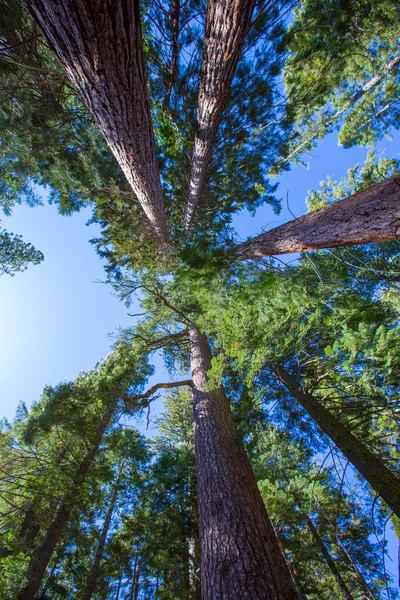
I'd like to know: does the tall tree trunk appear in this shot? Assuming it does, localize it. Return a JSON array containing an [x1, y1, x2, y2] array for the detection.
[[184, 0, 256, 232], [82, 473, 121, 600], [22, 0, 171, 250], [234, 177, 400, 259], [305, 515, 354, 600], [167, 0, 180, 100], [273, 365, 400, 518], [189, 327, 297, 599], [115, 575, 122, 600], [335, 536, 375, 600], [17, 404, 115, 600]]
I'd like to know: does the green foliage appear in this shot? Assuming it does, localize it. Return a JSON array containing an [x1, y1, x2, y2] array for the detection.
[[281, 0, 400, 166]]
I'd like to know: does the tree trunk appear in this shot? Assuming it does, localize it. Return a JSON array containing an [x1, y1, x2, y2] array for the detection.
[[17, 404, 115, 600], [115, 575, 122, 600], [188, 327, 297, 599], [305, 515, 354, 600], [82, 474, 121, 600], [335, 536, 375, 600], [273, 365, 400, 518], [184, 0, 256, 232], [22, 0, 171, 250], [234, 177, 400, 259]]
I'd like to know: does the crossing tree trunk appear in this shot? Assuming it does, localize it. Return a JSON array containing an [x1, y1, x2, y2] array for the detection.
[[189, 327, 298, 599], [82, 472, 121, 600], [273, 365, 400, 518], [22, 0, 171, 250], [234, 177, 400, 259], [17, 403, 115, 600], [305, 515, 354, 600], [184, 0, 256, 231]]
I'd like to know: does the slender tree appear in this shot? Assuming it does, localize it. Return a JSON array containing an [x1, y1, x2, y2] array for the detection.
[[184, 0, 256, 231], [271, 364, 400, 519]]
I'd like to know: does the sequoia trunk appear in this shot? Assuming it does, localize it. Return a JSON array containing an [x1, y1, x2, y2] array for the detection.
[[184, 0, 256, 231], [82, 474, 121, 600], [234, 177, 400, 259], [17, 404, 115, 600], [305, 515, 354, 600], [273, 365, 400, 518], [23, 0, 170, 249], [189, 327, 297, 599]]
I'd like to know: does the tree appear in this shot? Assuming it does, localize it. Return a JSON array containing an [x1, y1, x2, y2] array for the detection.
[[2, 0, 400, 596]]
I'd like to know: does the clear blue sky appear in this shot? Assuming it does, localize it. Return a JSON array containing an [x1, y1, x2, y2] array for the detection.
[[1, 130, 399, 583]]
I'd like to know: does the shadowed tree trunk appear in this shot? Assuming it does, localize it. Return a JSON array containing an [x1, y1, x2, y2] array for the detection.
[[184, 0, 256, 232], [82, 471, 122, 600], [234, 177, 400, 259], [189, 327, 298, 599], [17, 403, 115, 600], [272, 365, 400, 518], [305, 515, 354, 600], [22, 0, 171, 250], [167, 0, 180, 100]]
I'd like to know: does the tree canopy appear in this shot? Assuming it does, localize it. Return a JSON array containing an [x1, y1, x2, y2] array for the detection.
[[1, 0, 400, 598]]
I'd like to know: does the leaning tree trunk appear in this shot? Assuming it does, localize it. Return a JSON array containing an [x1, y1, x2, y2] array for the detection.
[[22, 0, 170, 250], [273, 365, 400, 519], [17, 403, 115, 600], [189, 327, 298, 599], [82, 472, 121, 600], [234, 177, 400, 259], [305, 515, 354, 600], [184, 0, 256, 232]]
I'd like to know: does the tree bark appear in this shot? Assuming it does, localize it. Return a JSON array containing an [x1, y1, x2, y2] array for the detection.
[[305, 515, 354, 600], [184, 0, 256, 232], [273, 365, 400, 519], [22, 0, 171, 250], [17, 404, 115, 600], [234, 177, 400, 259], [189, 327, 297, 599], [82, 474, 121, 600]]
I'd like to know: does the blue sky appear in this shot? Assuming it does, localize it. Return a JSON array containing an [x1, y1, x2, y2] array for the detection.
[[1, 130, 399, 584]]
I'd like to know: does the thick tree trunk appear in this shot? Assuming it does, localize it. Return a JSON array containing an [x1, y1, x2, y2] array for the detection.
[[82, 474, 121, 600], [305, 515, 354, 600], [17, 405, 114, 600], [23, 0, 171, 250], [189, 327, 297, 599], [273, 365, 400, 518], [184, 0, 256, 232], [234, 177, 400, 259]]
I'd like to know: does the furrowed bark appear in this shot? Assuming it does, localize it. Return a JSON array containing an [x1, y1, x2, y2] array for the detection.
[[17, 404, 115, 600], [22, 0, 171, 250], [234, 177, 400, 259], [305, 515, 354, 600], [82, 473, 121, 600], [189, 327, 297, 599], [184, 0, 256, 232], [273, 365, 400, 519]]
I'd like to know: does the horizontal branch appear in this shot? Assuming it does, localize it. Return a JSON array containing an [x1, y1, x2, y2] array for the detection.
[[233, 177, 400, 260], [122, 379, 192, 411]]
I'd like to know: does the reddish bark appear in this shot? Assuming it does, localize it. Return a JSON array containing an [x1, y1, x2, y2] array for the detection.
[[23, 0, 171, 250], [185, 0, 256, 231], [234, 177, 400, 259], [189, 328, 297, 599]]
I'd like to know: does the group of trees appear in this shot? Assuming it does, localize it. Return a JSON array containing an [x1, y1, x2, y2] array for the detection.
[[1, 0, 400, 598]]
